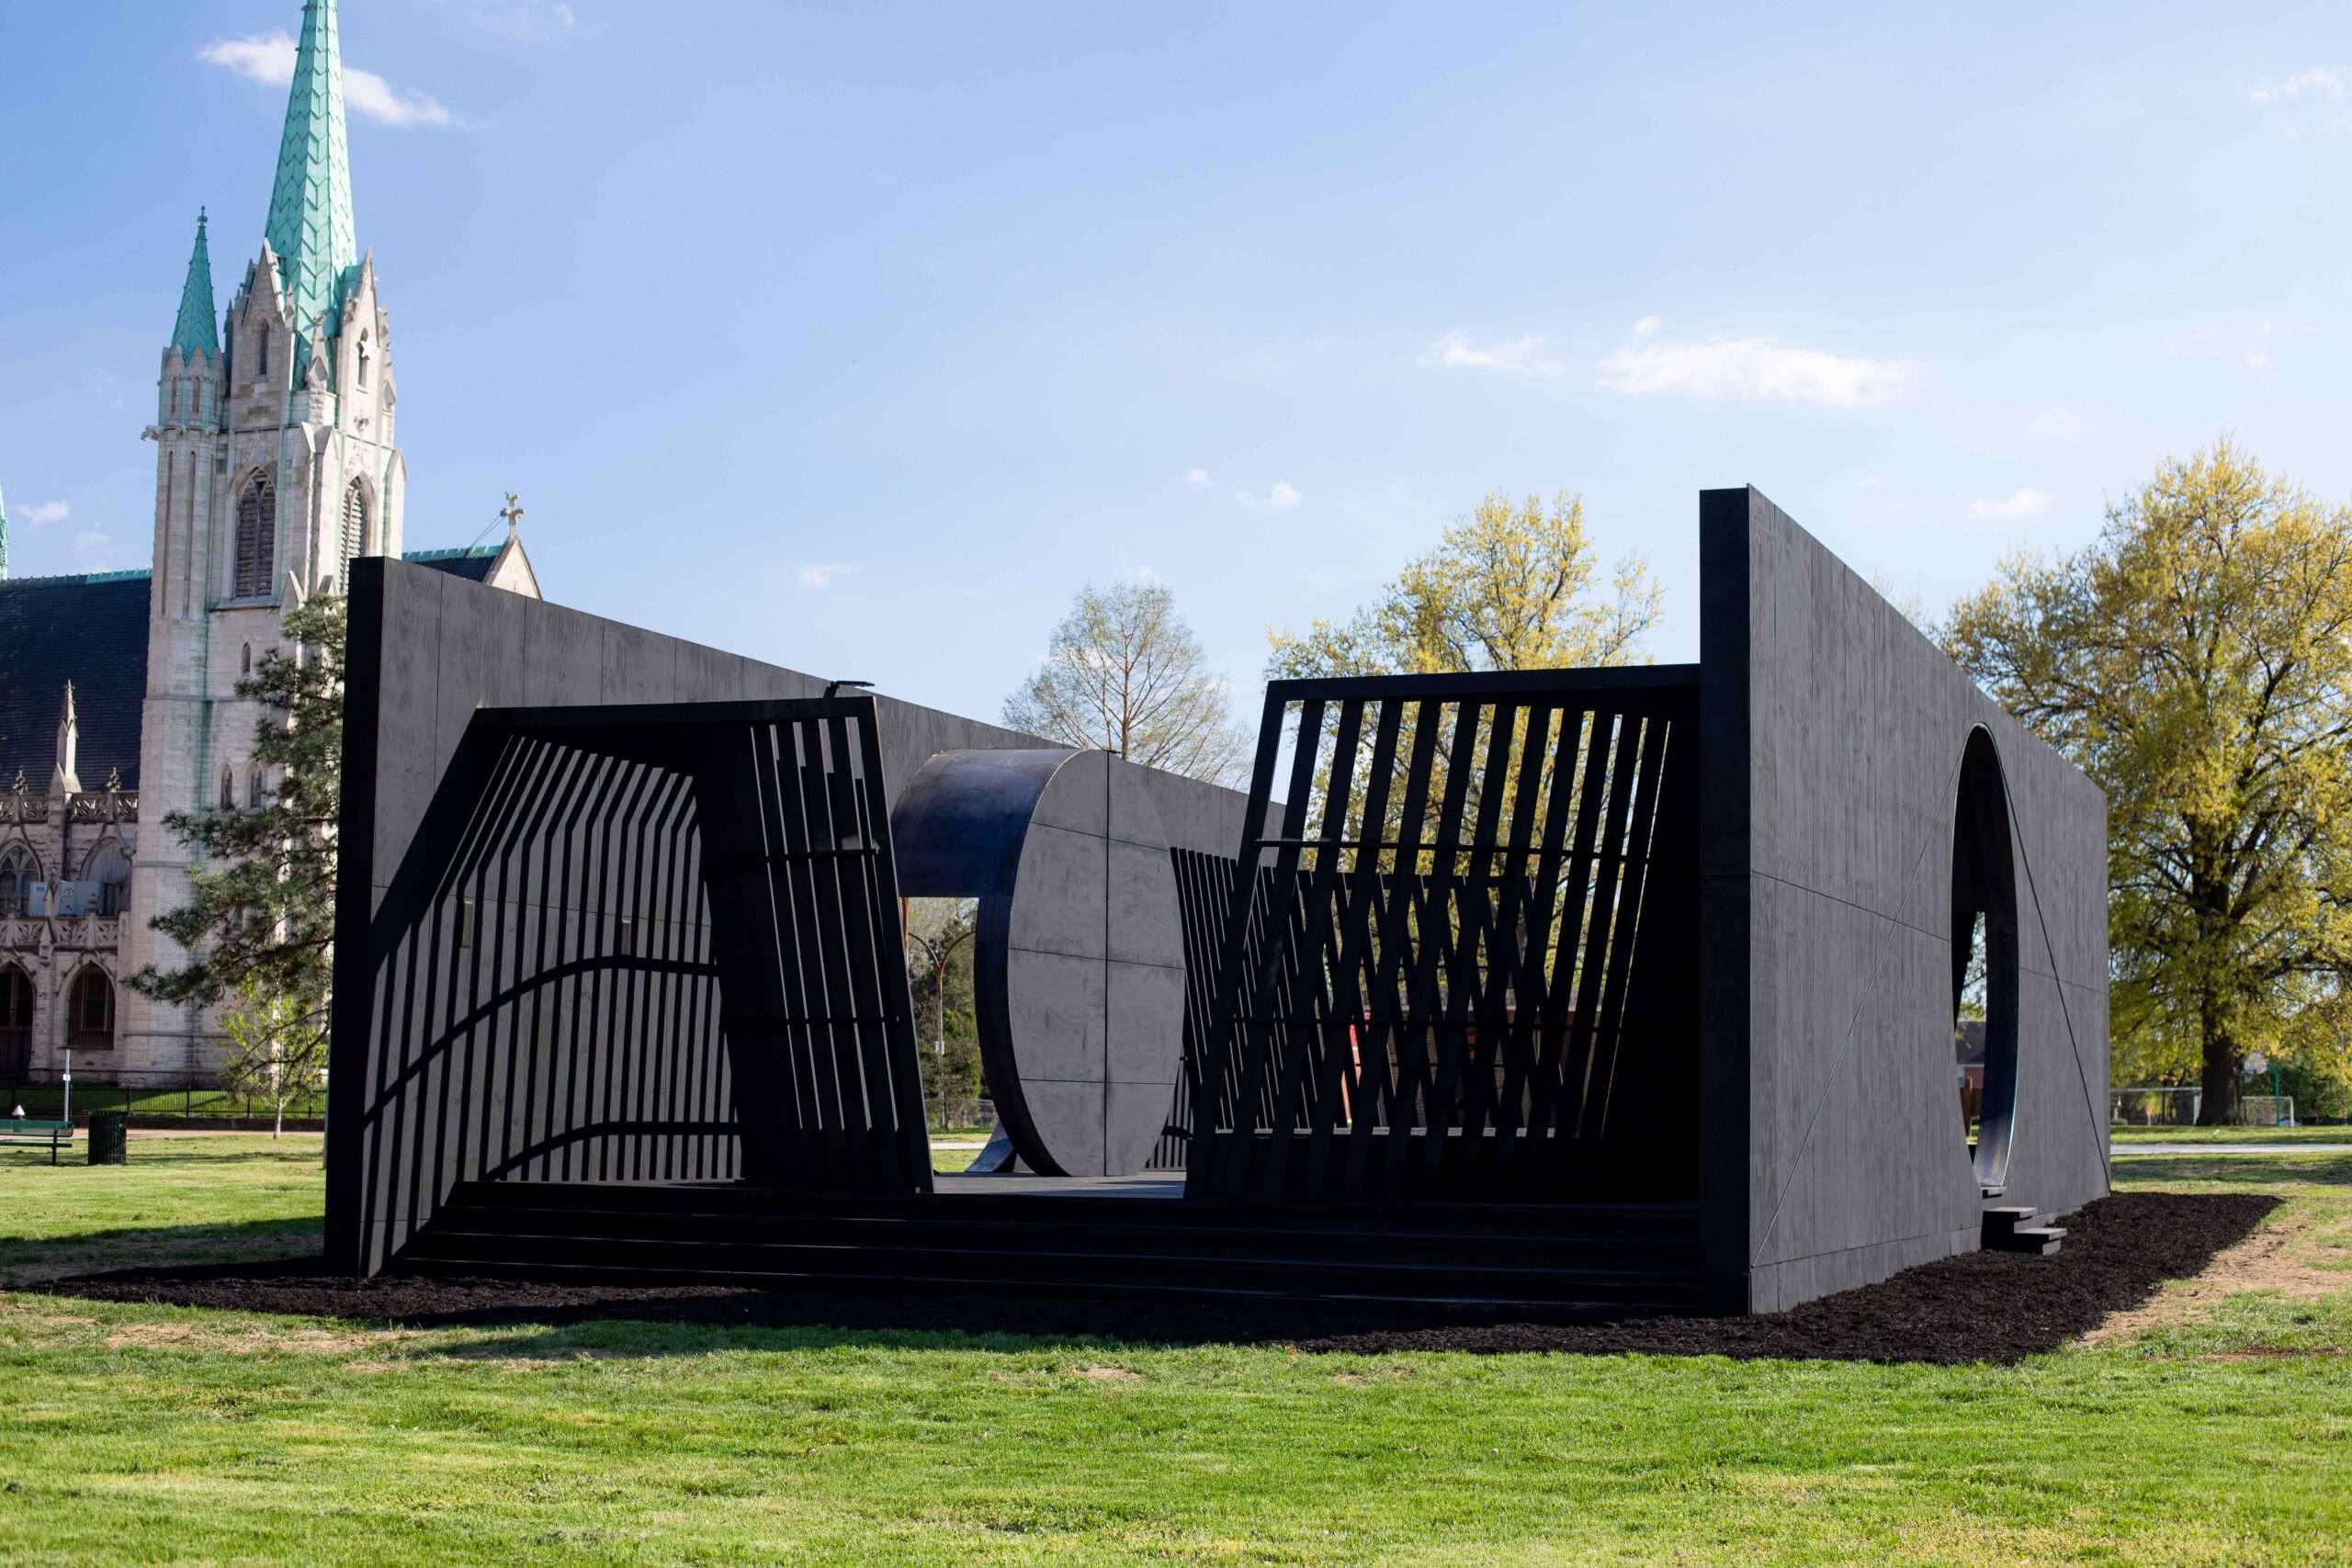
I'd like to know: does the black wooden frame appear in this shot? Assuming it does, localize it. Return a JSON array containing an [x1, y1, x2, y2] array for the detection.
[[328, 694, 930, 1274], [1186, 667, 1702, 1203]]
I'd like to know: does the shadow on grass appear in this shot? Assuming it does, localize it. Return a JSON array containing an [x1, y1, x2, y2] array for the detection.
[[0, 1216, 323, 1288], [24, 1192, 2281, 1365]]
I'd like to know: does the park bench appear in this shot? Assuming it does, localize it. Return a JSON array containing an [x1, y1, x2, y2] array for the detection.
[[0, 1118, 74, 1165]]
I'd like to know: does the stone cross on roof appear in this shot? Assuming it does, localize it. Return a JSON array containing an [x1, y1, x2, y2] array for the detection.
[[499, 493, 525, 540]]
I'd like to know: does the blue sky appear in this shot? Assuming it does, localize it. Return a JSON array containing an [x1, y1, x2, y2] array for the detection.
[[3, 1, 2348, 724]]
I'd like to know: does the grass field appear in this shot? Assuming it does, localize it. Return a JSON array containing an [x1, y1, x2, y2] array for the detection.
[[5, 1085, 328, 1122], [1, 1137, 2347, 1565], [2110, 1122, 2350, 1143]]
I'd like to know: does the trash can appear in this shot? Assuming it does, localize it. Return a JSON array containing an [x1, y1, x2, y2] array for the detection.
[[86, 1109, 128, 1166]]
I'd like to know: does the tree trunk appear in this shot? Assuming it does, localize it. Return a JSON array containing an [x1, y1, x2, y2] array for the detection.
[[273, 1098, 284, 1139], [2198, 1033, 2241, 1126]]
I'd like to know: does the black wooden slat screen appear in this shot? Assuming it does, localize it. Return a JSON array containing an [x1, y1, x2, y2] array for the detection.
[[341, 695, 929, 1274], [1185, 670, 1701, 1203]]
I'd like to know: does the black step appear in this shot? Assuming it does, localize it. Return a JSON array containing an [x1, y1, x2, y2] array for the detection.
[[400, 1226, 1700, 1307], [433, 1193, 1698, 1269], [1983, 1203, 2064, 1254], [400, 1179, 1705, 1310], [1996, 1225, 2065, 1256], [447, 1179, 1695, 1239]]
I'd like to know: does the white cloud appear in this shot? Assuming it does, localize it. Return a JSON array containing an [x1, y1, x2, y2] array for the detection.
[[1631, 315, 1661, 338], [2251, 67, 2345, 106], [1419, 330, 1564, 378], [1183, 468, 1213, 488], [18, 500, 69, 528], [1598, 323, 1927, 409], [467, 2, 581, 41], [198, 32, 460, 129], [794, 561, 854, 588], [1966, 489, 2050, 523], [2169, 321, 2304, 372], [198, 33, 294, 82], [346, 69, 459, 129], [1236, 481, 1304, 511]]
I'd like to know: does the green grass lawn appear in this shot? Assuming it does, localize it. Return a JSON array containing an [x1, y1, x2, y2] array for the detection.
[[1, 1137, 2347, 1565], [5, 1086, 328, 1121], [2111, 1122, 2351, 1143]]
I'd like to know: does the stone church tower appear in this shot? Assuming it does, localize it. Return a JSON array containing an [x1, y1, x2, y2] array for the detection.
[[122, 0, 407, 1077]]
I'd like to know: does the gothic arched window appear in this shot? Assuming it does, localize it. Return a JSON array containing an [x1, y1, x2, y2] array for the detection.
[[241, 643, 253, 676], [247, 766, 265, 810], [83, 840, 130, 919], [0, 848, 36, 918], [356, 337, 371, 390], [0, 961, 30, 1032], [255, 324, 270, 380], [66, 967, 114, 1049], [0, 963, 30, 1080], [219, 765, 235, 811], [342, 479, 368, 571], [234, 472, 276, 599]]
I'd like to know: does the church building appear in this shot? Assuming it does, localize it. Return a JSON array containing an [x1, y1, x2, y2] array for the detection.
[[0, 0, 538, 1090]]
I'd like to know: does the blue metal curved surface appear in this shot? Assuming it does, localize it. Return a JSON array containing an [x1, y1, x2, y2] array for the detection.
[[888, 748, 1075, 897]]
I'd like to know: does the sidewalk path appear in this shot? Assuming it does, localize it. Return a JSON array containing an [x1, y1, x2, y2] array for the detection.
[[2113, 1143, 2352, 1156]]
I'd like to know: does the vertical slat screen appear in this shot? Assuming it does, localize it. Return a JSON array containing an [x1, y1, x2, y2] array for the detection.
[[1185, 671, 1701, 1204], [343, 695, 929, 1274]]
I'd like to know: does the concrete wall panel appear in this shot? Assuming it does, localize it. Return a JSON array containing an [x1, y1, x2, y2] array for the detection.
[[1701, 487, 2109, 1309]]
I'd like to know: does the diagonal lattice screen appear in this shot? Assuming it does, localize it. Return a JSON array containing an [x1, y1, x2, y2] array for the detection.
[[1186, 669, 1701, 1203]]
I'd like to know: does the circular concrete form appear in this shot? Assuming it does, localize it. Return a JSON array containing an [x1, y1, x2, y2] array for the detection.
[[891, 749, 1186, 1177]]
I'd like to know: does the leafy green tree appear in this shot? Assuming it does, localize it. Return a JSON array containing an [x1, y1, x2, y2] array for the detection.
[[905, 898, 984, 1128], [1003, 580, 1251, 785], [216, 976, 328, 1138], [1263, 489, 1661, 895], [130, 593, 345, 1050], [1266, 488, 1658, 679], [1946, 441, 2352, 1122]]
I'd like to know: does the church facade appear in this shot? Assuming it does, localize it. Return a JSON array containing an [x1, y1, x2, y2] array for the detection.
[[0, 0, 537, 1091]]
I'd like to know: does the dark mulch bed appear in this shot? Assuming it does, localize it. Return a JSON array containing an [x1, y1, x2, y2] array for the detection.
[[33, 1191, 2275, 1365]]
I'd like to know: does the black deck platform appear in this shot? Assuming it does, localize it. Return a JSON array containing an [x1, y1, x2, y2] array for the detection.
[[400, 1179, 1704, 1313]]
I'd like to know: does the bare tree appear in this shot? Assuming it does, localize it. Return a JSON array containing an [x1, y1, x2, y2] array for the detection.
[[1003, 580, 1252, 786]]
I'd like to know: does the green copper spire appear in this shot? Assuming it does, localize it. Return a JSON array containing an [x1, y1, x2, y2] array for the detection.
[[264, 0, 357, 366], [171, 209, 220, 359]]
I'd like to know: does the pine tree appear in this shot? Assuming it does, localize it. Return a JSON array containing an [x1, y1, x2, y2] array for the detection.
[[130, 593, 345, 1038]]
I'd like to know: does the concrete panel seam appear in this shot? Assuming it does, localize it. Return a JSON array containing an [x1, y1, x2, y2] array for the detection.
[[1758, 1222, 1987, 1269], [1747, 866, 1951, 945], [2001, 763, 2112, 1188], [1750, 739, 1969, 1265]]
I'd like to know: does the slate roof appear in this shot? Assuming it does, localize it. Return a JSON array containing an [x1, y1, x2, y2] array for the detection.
[[401, 545, 502, 582], [0, 570, 153, 792], [0, 545, 517, 796]]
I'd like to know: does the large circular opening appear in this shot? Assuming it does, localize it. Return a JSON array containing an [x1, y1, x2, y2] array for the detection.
[[1950, 728, 2019, 1192]]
